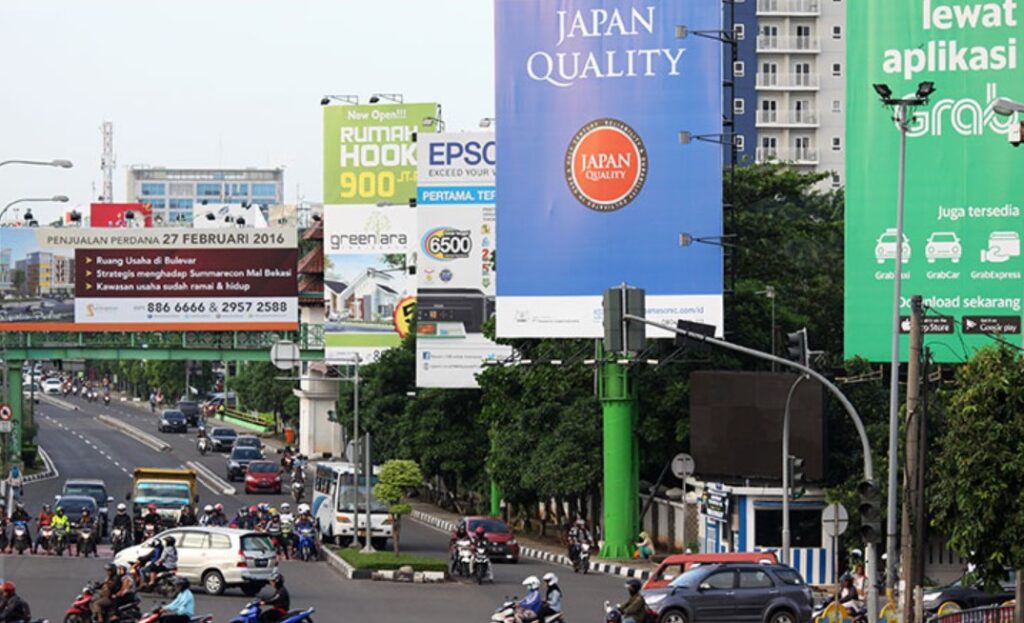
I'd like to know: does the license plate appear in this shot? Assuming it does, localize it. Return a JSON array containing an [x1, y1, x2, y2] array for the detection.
[[255, 559, 268, 568]]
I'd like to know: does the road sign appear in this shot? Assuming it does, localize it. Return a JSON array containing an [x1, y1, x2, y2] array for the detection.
[[671, 453, 696, 479], [0, 405, 11, 422], [822, 502, 849, 537], [0, 421, 12, 434], [270, 341, 301, 371]]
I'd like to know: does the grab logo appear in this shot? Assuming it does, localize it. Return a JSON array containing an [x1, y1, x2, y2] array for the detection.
[[565, 118, 648, 212]]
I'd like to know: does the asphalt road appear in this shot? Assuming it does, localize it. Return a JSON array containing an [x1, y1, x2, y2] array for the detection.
[[14, 393, 629, 622]]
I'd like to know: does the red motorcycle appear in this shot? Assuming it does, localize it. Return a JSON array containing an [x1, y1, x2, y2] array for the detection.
[[64, 582, 142, 623]]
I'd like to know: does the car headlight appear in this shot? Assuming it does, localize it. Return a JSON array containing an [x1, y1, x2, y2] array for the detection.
[[645, 593, 667, 606], [923, 592, 941, 603], [508, 539, 517, 545], [229, 461, 239, 468]]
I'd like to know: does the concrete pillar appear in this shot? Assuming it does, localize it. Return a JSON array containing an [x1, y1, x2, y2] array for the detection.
[[293, 365, 340, 457]]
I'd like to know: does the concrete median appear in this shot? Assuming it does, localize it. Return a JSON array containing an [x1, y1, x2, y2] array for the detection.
[[97, 414, 171, 452], [186, 460, 236, 497]]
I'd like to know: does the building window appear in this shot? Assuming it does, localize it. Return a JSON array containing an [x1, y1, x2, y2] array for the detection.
[[734, 24, 745, 40], [227, 183, 249, 196], [832, 63, 842, 76], [252, 183, 277, 198], [832, 137, 842, 151], [832, 25, 842, 39], [734, 98, 745, 115], [832, 173, 841, 188], [734, 61, 745, 77], [734, 134, 745, 152], [169, 198, 194, 211], [142, 199, 166, 210], [832, 100, 842, 113], [197, 183, 223, 197], [755, 509, 822, 548], [140, 183, 166, 197]]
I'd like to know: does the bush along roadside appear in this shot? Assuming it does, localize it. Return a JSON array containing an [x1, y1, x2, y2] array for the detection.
[[332, 547, 448, 572]]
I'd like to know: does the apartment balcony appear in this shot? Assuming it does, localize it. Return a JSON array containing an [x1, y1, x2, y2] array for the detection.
[[756, 35, 820, 53], [756, 147, 819, 166], [757, 0, 821, 16], [755, 110, 820, 127], [755, 73, 820, 90]]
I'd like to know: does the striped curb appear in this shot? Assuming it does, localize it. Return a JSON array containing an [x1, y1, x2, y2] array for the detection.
[[24, 446, 59, 484], [97, 415, 171, 452], [410, 509, 650, 581]]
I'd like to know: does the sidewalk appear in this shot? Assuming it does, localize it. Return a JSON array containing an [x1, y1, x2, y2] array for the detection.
[[409, 501, 654, 581]]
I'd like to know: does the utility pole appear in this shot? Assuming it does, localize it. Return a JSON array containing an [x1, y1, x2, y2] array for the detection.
[[900, 295, 923, 623], [914, 348, 931, 615]]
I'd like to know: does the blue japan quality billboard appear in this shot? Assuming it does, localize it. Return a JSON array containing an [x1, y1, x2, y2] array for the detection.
[[495, 0, 724, 338]]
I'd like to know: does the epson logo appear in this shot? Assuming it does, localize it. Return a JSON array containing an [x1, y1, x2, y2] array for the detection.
[[428, 140, 496, 166]]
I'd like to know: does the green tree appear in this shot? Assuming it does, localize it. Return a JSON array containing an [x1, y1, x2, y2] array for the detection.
[[931, 345, 1024, 604], [232, 362, 298, 425], [373, 459, 424, 554]]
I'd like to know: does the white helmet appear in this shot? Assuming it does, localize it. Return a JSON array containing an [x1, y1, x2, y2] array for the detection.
[[116, 503, 126, 512], [298, 503, 310, 514], [281, 503, 290, 511], [522, 576, 541, 591], [543, 572, 558, 585], [204, 505, 214, 513]]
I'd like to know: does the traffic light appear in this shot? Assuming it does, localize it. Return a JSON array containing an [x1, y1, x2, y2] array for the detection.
[[603, 286, 645, 354], [673, 319, 716, 352], [788, 455, 806, 500], [786, 328, 809, 366], [858, 479, 883, 543]]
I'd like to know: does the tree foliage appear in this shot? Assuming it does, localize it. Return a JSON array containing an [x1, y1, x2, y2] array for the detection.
[[374, 459, 425, 554], [232, 362, 299, 423], [930, 345, 1024, 588]]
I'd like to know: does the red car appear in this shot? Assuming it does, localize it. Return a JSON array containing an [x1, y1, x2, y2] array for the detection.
[[450, 516, 519, 563], [244, 461, 282, 494]]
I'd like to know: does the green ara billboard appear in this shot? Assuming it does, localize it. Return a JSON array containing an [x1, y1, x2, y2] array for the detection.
[[323, 102, 440, 205], [846, 0, 1023, 363]]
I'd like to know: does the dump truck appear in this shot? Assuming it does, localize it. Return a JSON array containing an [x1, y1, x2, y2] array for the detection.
[[129, 468, 198, 538]]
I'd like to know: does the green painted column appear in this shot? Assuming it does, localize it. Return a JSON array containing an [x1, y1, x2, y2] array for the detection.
[[7, 363, 23, 467], [490, 479, 501, 517], [599, 359, 637, 560]]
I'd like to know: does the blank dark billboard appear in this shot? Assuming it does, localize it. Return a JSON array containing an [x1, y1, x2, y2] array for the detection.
[[690, 371, 824, 482]]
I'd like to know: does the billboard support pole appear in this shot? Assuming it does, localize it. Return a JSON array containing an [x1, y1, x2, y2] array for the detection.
[[624, 313, 879, 623], [6, 362, 23, 468], [597, 342, 637, 560]]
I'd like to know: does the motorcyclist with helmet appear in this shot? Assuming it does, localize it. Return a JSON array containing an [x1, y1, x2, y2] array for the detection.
[[112, 564, 138, 617], [177, 504, 196, 527], [75, 508, 96, 556], [619, 579, 647, 623], [139, 503, 162, 543], [0, 581, 31, 623], [91, 562, 120, 623], [210, 503, 228, 527], [110, 503, 133, 551], [51, 507, 71, 552], [471, 525, 495, 582], [567, 516, 593, 567], [7, 502, 30, 553], [450, 523, 470, 573], [518, 576, 544, 621], [198, 504, 215, 527], [540, 572, 563, 620], [155, 576, 194, 623], [33, 503, 53, 554], [143, 536, 178, 590], [258, 573, 290, 623]]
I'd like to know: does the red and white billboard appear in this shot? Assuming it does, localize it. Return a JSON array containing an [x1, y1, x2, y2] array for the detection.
[[89, 203, 153, 228]]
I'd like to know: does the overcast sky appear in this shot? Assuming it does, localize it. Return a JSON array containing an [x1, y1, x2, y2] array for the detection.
[[0, 1, 494, 222]]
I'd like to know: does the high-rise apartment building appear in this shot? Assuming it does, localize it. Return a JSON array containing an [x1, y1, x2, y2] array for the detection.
[[125, 167, 285, 224], [733, 0, 845, 188]]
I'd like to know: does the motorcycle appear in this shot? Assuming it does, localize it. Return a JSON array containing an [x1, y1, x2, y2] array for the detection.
[[104, 394, 110, 406], [228, 600, 315, 623], [490, 599, 564, 623], [473, 542, 492, 584], [54, 524, 69, 556], [12, 520, 30, 555], [197, 436, 211, 456], [65, 581, 143, 623], [573, 542, 591, 574], [453, 538, 474, 577], [291, 479, 305, 504], [38, 524, 54, 554], [297, 525, 317, 562], [145, 570, 178, 598], [111, 525, 129, 553], [77, 523, 97, 557], [139, 607, 213, 623]]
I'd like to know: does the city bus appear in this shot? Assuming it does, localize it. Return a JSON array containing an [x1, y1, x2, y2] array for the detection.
[[311, 462, 392, 549]]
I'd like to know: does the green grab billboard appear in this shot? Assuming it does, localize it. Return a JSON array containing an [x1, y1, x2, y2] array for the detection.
[[846, 0, 1024, 363], [323, 102, 439, 205]]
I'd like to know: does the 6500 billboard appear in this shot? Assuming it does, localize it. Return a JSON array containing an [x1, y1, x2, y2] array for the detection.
[[495, 0, 724, 338]]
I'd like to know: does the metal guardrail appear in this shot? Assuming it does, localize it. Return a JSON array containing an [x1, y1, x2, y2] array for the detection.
[[932, 604, 1016, 623], [0, 323, 325, 351]]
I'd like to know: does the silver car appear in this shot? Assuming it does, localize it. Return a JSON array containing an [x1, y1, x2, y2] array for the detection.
[[114, 526, 278, 596]]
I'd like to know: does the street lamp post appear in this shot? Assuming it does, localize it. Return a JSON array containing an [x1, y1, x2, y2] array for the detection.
[[872, 80, 935, 598], [781, 372, 807, 566], [0, 196, 70, 224], [0, 159, 72, 170]]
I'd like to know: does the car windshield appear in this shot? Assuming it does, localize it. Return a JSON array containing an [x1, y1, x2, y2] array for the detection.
[[64, 484, 106, 504], [468, 519, 511, 534], [236, 438, 260, 446], [247, 462, 277, 473], [232, 448, 261, 460], [57, 498, 97, 515], [136, 482, 191, 506], [178, 401, 197, 409], [211, 429, 236, 438], [163, 411, 184, 419], [242, 534, 275, 553], [669, 567, 712, 588]]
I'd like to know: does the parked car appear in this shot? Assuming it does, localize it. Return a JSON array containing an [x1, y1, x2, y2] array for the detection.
[[244, 461, 282, 494], [450, 516, 519, 563], [234, 435, 264, 452], [176, 400, 201, 426], [208, 427, 238, 452], [923, 573, 1016, 616], [113, 526, 278, 595], [202, 392, 238, 417], [41, 377, 63, 395], [226, 447, 264, 481], [644, 552, 781, 591], [642, 563, 812, 623], [61, 479, 113, 536], [158, 410, 188, 433]]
